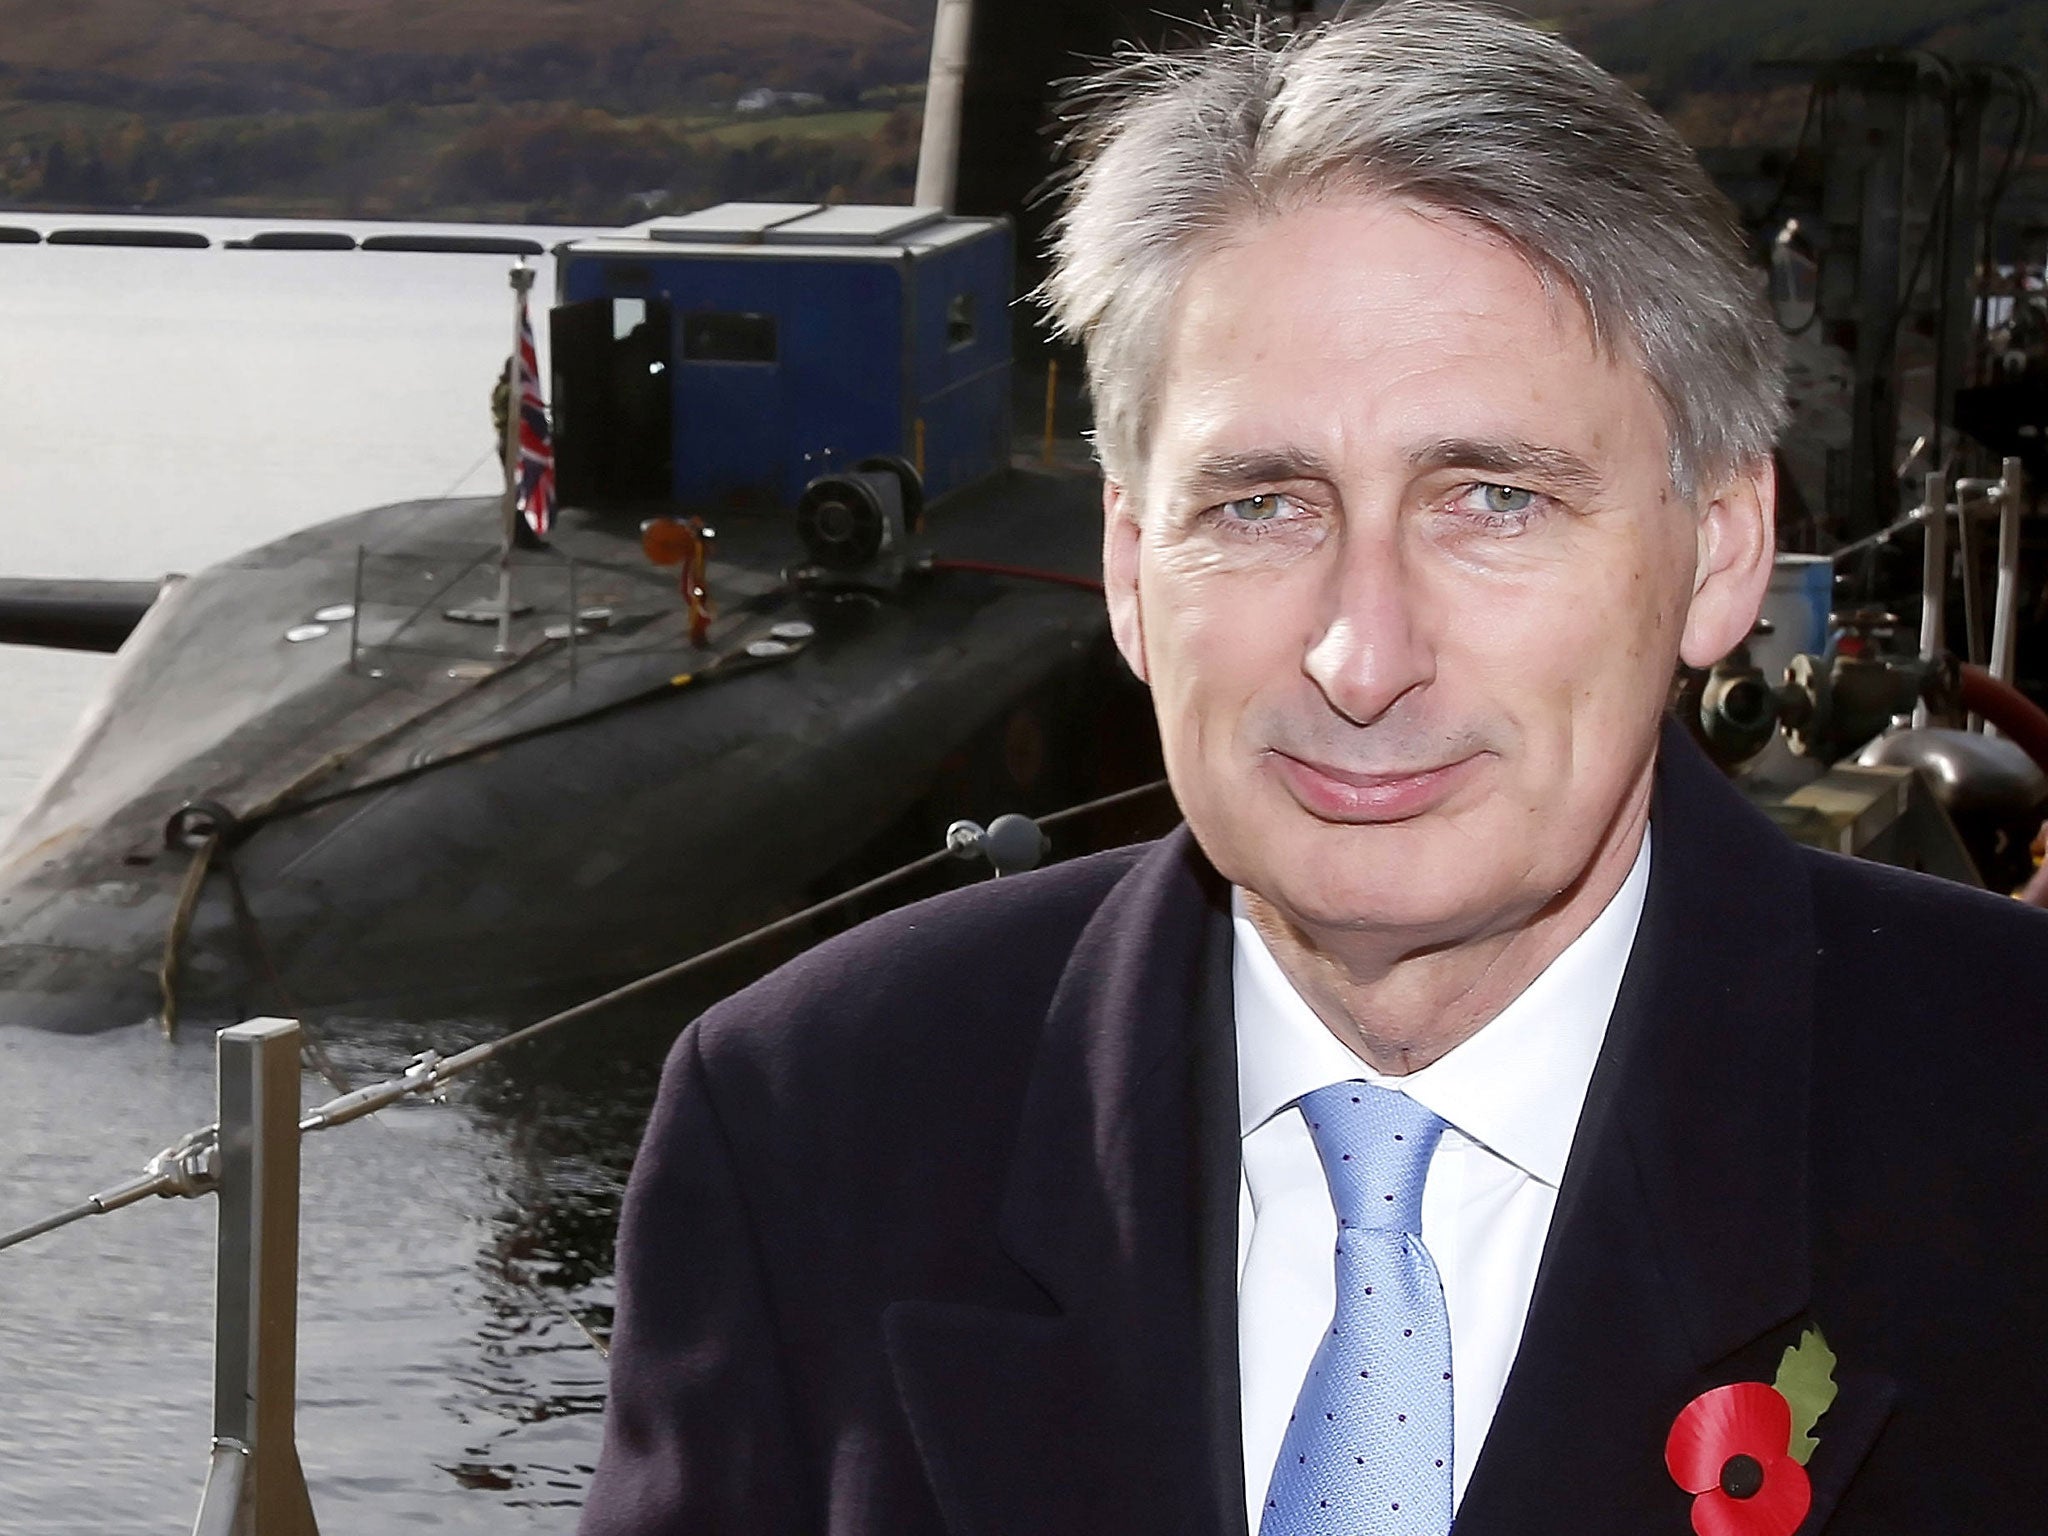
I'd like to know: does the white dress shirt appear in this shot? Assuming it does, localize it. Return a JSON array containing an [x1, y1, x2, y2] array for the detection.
[[1234, 833, 1650, 1530]]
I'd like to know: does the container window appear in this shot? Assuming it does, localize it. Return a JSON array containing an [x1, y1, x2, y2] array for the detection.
[[681, 311, 778, 363], [947, 293, 975, 349]]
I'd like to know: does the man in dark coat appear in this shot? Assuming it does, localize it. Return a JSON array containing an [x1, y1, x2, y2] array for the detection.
[[580, 4, 2048, 1533]]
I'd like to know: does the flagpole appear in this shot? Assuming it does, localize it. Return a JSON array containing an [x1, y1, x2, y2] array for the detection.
[[497, 262, 535, 658]]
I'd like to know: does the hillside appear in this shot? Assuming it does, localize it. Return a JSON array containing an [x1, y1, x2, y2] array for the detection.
[[0, 0, 933, 220], [0, 0, 2041, 224], [0, 0, 927, 83]]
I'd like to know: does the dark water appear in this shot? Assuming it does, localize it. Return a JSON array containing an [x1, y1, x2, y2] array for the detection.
[[0, 217, 631, 1532], [0, 1012, 643, 1531]]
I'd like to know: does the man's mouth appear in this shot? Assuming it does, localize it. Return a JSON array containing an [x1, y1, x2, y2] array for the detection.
[[1263, 749, 1480, 824]]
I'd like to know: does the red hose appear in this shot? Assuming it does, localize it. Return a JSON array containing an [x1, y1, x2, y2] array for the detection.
[[1958, 665, 2048, 777], [926, 557, 1105, 594], [1958, 666, 2048, 910]]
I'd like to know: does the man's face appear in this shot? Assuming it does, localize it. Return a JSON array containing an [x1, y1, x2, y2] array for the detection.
[[1106, 194, 1767, 949]]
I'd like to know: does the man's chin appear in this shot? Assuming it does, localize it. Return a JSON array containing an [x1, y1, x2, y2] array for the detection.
[[1214, 820, 1477, 937], [1251, 881, 1486, 947]]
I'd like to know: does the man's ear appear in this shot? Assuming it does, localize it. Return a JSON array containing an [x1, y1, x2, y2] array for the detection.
[[1102, 480, 1149, 684], [1678, 458, 1777, 670]]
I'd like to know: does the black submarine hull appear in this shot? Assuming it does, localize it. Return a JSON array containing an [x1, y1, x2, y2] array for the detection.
[[0, 471, 1161, 1034]]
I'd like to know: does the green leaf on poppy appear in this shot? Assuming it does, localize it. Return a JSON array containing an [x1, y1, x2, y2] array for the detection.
[[1774, 1326, 1839, 1465]]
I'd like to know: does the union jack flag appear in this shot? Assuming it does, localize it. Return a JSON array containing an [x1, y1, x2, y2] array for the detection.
[[515, 298, 556, 539]]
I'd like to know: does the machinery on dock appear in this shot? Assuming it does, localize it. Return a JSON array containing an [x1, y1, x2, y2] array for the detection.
[[1665, 47, 2048, 901]]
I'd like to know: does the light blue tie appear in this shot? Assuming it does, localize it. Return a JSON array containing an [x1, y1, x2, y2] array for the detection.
[[1257, 1082, 1454, 1536]]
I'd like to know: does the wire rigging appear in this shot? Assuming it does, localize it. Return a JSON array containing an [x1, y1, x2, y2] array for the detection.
[[0, 775, 1178, 1258]]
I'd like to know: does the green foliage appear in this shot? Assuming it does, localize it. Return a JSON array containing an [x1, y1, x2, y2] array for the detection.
[[0, 98, 919, 222], [1773, 1326, 1839, 1466], [0, 14, 927, 220]]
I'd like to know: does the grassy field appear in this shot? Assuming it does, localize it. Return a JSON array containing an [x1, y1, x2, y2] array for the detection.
[[703, 109, 892, 148]]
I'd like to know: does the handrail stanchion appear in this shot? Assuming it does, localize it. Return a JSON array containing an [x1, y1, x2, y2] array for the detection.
[[190, 1446, 248, 1536], [191, 1018, 320, 1536], [1914, 469, 1947, 728], [1989, 455, 2025, 693]]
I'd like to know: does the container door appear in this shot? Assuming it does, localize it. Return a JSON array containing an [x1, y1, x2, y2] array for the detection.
[[551, 297, 674, 507], [674, 307, 783, 508]]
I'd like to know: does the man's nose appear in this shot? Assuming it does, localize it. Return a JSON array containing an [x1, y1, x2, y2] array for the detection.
[[1301, 523, 1436, 726]]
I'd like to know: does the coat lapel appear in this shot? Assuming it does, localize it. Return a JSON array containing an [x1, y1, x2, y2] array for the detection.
[[1457, 725, 1893, 1535], [884, 830, 1245, 1536]]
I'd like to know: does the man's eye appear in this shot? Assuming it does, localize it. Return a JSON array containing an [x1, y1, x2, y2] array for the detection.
[[1217, 493, 1297, 522], [1452, 482, 1541, 525]]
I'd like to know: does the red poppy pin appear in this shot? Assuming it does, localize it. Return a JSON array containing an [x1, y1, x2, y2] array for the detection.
[[1664, 1327, 1839, 1536]]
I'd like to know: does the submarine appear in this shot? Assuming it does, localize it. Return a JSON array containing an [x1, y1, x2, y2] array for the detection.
[[0, 207, 1147, 1034], [0, 0, 1260, 1036]]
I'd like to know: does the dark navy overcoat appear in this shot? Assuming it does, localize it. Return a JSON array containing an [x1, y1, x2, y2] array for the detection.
[[581, 723, 2048, 1535]]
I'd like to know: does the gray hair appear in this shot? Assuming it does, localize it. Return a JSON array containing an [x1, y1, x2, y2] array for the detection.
[[1040, 0, 1786, 503]]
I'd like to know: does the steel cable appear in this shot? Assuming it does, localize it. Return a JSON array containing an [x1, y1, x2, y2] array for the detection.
[[2, 775, 1181, 1255]]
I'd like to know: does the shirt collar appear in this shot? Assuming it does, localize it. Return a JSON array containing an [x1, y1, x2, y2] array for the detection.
[[1233, 829, 1651, 1188]]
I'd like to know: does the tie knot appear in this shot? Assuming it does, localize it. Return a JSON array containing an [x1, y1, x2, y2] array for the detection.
[[1296, 1082, 1444, 1234]]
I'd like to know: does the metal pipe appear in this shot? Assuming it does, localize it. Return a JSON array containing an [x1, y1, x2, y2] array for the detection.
[[1914, 470, 1947, 727], [913, 0, 974, 211], [191, 1019, 319, 1536], [1957, 476, 1987, 668], [1840, 64, 1915, 542], [1931, 84, 1985, 471], [1989, 455, 2024, 693]]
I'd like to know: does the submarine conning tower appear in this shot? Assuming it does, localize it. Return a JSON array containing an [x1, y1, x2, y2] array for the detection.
[[550, 202, 1014, 513]]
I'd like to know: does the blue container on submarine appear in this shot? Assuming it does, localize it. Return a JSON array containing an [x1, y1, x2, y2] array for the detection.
[[552, 202, 1013, 512]]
